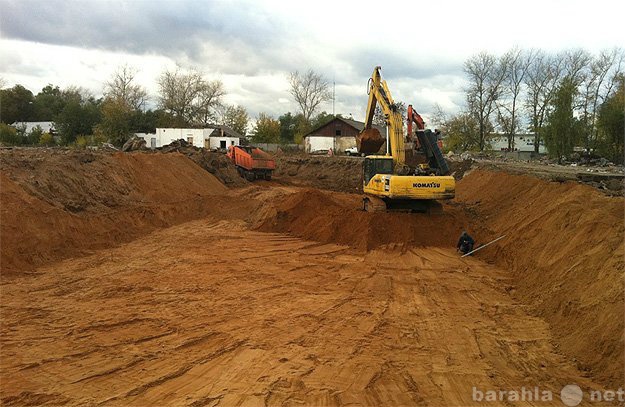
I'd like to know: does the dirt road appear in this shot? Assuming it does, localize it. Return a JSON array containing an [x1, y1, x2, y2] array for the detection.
[[1, 211, 604, 406]]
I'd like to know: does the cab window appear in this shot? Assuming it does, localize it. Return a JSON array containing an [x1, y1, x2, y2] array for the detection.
[[363, 158, 393, 184], [376, 158, 393, 174]]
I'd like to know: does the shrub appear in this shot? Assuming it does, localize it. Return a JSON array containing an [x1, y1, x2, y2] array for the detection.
[[75, 135, 88, 148], [0, 123, 21, 145], [39, 132, 55, 146], [27, 125, 43, 145]]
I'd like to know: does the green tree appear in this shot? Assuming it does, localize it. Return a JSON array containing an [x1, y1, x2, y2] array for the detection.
[[0, 84, 35, 124], [311, 111, 342, 130], [596, 74, 624, 163], [33, 84, 65, 120], [278, 112, 296, 142], [252, 113, 280, 143], [440, 113, 481, 152], [130, 109, 160, 134], [221, 105, 249, 136], [95, 97, 134, 146], [543, 77, 581, 162], [279, 112, 310, 143], [55, 93, 101, 144]]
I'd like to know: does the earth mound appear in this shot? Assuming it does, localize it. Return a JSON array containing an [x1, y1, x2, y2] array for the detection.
[[0, 150, 230, 275], [258, 189, 469, 250]]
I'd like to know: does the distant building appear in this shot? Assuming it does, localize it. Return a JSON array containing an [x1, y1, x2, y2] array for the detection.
[[303, 117, 386, 153], [11, 121, 55, 134], [139, 125, 243, 149], [489, 134, 547, 154]]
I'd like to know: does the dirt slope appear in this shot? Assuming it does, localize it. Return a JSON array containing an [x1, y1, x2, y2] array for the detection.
[[457, 170, 625, 387], [273, 155, 363, 193], [258, 189, 470, 250], [0, 150, 229, 276]]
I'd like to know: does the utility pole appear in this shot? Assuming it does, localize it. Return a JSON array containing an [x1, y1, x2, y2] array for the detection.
[[332, 75, 335, 116]]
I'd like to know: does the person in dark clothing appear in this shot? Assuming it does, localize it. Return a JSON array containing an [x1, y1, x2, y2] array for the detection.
[[457, 231, 475, 254]]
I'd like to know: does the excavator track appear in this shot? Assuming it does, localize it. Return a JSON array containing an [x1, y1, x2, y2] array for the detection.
[[362, 196, 387, 212]]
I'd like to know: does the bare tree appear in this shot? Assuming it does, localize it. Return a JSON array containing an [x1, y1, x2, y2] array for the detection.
[[524, 51, 565, 153], [373, 101, 406, 127], [496, 47, 534, 150], [579, 48, 624, 149], [562, 48, 592, 87], [196, 80, 225, 126], [430, 103, 449, 129], [464, 52, 508, 150], [104, 65, 147, 110], [157, 67, 225, 126], [158, 68, 202, 124], [288, 69, 331, 122]]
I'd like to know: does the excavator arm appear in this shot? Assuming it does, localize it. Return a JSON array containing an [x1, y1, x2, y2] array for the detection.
[[407, 104, 450, 176], [360, 66, 407, 170], [406, 104, 425, 134]]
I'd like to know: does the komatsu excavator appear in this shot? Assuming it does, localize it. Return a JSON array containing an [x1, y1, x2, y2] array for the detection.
[[357, 66, 455, 212]]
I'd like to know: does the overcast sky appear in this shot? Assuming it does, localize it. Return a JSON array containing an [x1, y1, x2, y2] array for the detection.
[[1, 0, 624, 123]]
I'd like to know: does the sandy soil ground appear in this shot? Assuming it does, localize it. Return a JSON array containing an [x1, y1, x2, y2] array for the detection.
[[0, 208, 604, 406], [1, 150, 622, 406]]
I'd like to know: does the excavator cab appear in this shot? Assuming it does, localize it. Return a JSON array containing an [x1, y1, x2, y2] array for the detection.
[[363, 156, 393, 185]]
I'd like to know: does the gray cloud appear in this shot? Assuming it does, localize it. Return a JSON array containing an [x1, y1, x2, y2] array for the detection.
[[1, 0, 470, 120], [1, 0, 298, 73]]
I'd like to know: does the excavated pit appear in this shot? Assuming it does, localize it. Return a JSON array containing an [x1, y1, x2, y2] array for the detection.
[[0, 149, 623, 405]]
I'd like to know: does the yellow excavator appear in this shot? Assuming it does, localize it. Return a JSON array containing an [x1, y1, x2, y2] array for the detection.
[[356, 66, 455, 212]]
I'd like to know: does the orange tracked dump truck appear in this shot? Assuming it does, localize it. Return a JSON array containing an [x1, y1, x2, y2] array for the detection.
[[227, 145, 276, 181]]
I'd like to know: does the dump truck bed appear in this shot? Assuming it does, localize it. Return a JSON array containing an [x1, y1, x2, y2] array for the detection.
[[228, 146, 276, 171]]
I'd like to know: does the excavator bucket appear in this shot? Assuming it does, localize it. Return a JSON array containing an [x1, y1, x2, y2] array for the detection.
[[356, 128, 385, 155]]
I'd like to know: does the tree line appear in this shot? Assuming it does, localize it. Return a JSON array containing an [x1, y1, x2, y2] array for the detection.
[[434, 47, 624, 163], [0, 66, 336, 148]]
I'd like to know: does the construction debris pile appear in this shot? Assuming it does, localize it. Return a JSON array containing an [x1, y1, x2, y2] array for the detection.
[[121, 136, 147, 152]]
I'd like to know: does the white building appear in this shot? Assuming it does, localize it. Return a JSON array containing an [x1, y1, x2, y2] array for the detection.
[[490, 134, 547, 154], [140, 125, 242, 149], [12, 121, 55, 134], [303, 117, 386, 154]]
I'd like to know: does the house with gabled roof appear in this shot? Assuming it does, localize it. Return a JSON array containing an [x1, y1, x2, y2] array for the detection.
[[303, 117, 386, 154]]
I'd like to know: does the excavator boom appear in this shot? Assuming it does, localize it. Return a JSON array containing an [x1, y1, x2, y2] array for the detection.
[[357, 67, 406, 169]]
